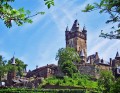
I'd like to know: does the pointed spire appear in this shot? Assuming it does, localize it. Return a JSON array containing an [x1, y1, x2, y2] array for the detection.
[[79, 49, 85, 57], [71, 19, 80, 32], [116, 51, 120, 58], [74, 19, 79, 27], [66, 26, 69, 31], [11, 52, 16, 65], [83, 25, 86, 30], [11, 56, 16, 65], [82, 25, 87, 34]]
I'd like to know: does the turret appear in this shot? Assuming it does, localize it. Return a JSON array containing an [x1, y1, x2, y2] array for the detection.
[[115, 51, 120, 60], [82, 25, 87, 35], [79, 49, 86, 62], [66, 26, 69, 31]]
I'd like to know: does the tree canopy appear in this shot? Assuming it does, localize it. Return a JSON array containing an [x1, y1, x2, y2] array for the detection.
[[0, 0, 54, 28], [111, 78, 120, 93], [7, 58, 27, 77], [56, 47, 80, 77], [98, 70, 114, 93], [83, 0, 120, 39], [0, 55, 7, 86]]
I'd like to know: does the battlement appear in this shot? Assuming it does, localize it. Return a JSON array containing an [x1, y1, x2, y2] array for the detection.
[[65, 30, 86, 41]]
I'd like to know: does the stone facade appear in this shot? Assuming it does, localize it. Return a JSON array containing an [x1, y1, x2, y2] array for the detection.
[[26, 64, 59, 78], [111, 53, 120, 78], [77, 64, 96, 77], [65, 20, 87, 62]]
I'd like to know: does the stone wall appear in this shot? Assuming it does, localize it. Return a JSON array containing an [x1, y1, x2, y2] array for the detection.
[[77, 64, 99, 78]]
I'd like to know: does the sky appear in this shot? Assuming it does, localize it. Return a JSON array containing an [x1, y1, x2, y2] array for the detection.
[[0, 0, 120, 70]]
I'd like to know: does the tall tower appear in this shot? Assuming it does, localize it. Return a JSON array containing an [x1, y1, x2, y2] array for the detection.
[[65, 19, 87, 62], [7, 56, 16, 86]]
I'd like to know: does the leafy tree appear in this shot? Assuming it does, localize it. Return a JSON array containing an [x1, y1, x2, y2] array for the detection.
[[0, 0, 54, 28], [15, 58, 27, 77], [98, 70, 114, 93], [56, 47, 80, 66], [56, 47, 80, 77], [61, 60, 78, 77], [82, 0, 120, 39], [0, 55, 7, 86], [7, 58, 27, 77], [111, 78, 120, 93]]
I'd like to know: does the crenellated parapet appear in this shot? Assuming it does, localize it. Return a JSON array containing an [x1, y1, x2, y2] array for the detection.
[[65, 30, 87, 41]]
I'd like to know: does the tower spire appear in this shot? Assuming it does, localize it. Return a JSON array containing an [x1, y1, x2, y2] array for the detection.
[[66, 26, 69, 31], [80, 49, 85, 57], [11, 52, 16, 65], [71, 19, 80, 32], [116, 51, 120, 58], [82, 25, 87, 34]]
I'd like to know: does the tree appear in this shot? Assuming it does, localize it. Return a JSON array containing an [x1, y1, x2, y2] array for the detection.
[[111, 78, 120, 93], [7, 58, 27, 77], [0, 55, 7, 86], [98, 70, 114, 93], [15, 58, 27, 77], [0, 0, 54, 28], [82, 0, 120, 39], [61, 60, 78, 77], [56, 47, 80, 77]]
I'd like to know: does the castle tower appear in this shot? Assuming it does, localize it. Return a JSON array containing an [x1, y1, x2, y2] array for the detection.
[[115, 51, 120, 59], [7, 56, 16, 86], [65, 19, 87, 62]]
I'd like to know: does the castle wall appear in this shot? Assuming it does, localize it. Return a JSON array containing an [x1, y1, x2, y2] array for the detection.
[[77, 64, 97, 77]]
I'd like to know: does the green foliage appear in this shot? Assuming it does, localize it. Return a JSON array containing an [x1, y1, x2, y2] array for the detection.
[[82, 4, 95, 12], [98, 70, 114, 93], [0, 0, 54, 28], [56, 47, 80, 65], [0, 55, 7, 85], [56, 47, 80, 77], [7, 58, 27, 77], [61, 60, 78, 77], [0, 88, 87, 93], [82, 0, 120, 39], [111, 78, 120, 93], [44, 0, 54, 9], [42, 74, 98, 89]]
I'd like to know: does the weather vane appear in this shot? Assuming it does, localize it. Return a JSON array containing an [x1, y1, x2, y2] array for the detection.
[[75, 13, 78, 19]]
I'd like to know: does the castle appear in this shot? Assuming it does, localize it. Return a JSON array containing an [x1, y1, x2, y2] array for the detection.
[[26, 19, 120, 79], [5, 19, 120, 86], [65, 19, 120, 78]]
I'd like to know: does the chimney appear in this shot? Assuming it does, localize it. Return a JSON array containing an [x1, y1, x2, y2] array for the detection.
[[95, 52, 99, 59], [36, 65, 38, 69], [101, 59, 104, 63], [90, 56, 93, 65], [110, 58, 112, 66]]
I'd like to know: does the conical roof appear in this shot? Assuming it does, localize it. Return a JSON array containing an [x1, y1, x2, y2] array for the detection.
[[66, 26, 69, 31], [80, 49, 85, 57], [71, 19, 80, 32], [116, 51, 120, 58], [11, 56, 16, 65], [82, 25, 87, 33]]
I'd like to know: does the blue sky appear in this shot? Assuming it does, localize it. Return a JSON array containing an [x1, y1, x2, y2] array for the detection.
[[0, 0, 120, 70]]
